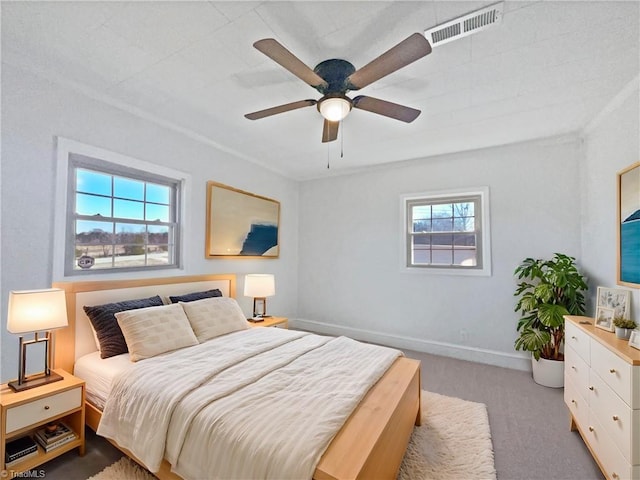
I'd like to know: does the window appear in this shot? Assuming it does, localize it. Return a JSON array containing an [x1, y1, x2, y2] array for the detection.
[[402, 188, 491, 276], [54, 138, 187, 278]]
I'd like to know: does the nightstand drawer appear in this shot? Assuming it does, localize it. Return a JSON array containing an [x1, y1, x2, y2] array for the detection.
[[5, 387, 82, 434]]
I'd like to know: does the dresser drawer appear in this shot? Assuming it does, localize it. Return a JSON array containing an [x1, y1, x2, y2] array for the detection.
[[566, 344, 590, 399], [565, 376, 589, 429], [590, 369, 640, 464], [586, 412, 634, 480], [566, 322, 590, 364], [5, 387, 82, 434], [591, 340, 633, 406]]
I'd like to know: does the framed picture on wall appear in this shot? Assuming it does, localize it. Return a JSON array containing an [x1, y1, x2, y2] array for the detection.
[[595, 306, 615, 332], [618, 161, 640, 288], [596, 286, 631, 320], [205, 181, 280, 258]]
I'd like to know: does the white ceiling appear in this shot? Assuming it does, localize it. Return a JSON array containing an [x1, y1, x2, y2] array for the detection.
[[2, 1, 639, 180]]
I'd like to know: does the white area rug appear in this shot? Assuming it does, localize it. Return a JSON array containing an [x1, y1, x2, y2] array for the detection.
[[89, 390, 496, 480]]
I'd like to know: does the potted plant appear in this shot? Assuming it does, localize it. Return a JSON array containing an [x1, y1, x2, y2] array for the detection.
[[613, 317, 637, 340], [514, 253, 588, 387]]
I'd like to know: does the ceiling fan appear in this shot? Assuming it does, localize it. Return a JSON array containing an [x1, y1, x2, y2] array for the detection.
[[245, 33, 432, 143]]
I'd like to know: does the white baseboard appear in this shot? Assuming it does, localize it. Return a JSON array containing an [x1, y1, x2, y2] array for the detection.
[[291, 318, 531, 372]]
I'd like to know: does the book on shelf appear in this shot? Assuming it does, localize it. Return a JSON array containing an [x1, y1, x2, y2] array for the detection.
[[5, 449, 38, 467], [34, 422, 74, 444], [34, 432, 77, 453], [5, 436, 37, 463]]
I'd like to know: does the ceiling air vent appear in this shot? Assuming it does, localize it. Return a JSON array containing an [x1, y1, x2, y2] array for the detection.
[[425, 2, 504, 47]]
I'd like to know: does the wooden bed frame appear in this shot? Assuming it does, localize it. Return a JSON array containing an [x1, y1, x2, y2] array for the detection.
[[52, 274, 421, 480]]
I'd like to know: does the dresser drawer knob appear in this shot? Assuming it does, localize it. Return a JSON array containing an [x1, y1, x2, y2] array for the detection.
[[589, 386, 594, 391], [571, 399, 577, 404], [612, 415, 619, 421], [571, 366, 577, 371], [588, 426, 594, 432], [571, 336, 577, 340], [44, 405, 50, 410], [612, 473, 619, 479], [609, 368, 616, 374]]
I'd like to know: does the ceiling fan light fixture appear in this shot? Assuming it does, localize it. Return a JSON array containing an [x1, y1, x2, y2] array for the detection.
[[319, 96, 352, 122]]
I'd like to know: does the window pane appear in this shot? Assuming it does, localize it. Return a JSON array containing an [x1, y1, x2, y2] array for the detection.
[[146, 203, 169, 222], [113, 248, 146, 268], [453, 202, 474, 217], [115, 223, 145, 244], [114, 199, 144, 220], [146, 245, 170, 265], [453, 217, 475, 232], [412, 219, 431, 233], [432, 217, 453, 232], [114, 177, 144, 201], [411, 235, 431, 264], [412, 205, 431, 220], [76, 193, 111, 217], [432, 203, 453, 218], [75, 220, 113, 245], [147, 225, 169, 245], [77, 169, 111, 196], [75, 220, 113, 270], [147, 183, 170, 204]]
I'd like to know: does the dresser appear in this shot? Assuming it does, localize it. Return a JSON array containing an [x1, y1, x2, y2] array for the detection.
[[564, 316, 640, 479]]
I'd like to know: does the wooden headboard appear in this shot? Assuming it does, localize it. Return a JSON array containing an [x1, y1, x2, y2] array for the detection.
[[51, 274, 237, 373]]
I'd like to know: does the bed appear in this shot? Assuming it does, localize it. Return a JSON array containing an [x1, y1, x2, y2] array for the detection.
[[52, 274, 421, 480]]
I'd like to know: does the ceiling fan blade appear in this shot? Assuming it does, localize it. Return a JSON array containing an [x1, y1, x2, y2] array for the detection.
[[353, 96, 421, 123], [347, 33, 431, 90], [322, 119, 339, 143], [254, 38, 328, 89], [245, 99, 317, 120]]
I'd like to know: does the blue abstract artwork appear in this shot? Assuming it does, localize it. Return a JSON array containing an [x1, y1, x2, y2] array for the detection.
[[619, 163, 640, 286], [206, 182, 280, 258]]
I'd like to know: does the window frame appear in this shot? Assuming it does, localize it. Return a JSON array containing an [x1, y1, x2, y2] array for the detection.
[[53, 138, 189, 280], [400, 187, 492, 276]]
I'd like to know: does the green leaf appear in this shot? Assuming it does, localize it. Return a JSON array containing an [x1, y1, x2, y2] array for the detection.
[[538, 303, 569, 327]]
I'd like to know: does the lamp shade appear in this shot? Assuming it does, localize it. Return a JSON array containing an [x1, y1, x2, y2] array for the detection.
[[243, 274, 275, 298], [7, 289, 68, 334]]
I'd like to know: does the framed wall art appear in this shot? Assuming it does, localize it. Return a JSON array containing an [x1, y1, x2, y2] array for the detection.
[[596, 286, 631, 320], [618, 161, 640, 288], [205, 181, 280, 258]]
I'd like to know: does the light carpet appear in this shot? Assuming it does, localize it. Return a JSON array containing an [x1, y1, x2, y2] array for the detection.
[[88, 390, 496, 480]]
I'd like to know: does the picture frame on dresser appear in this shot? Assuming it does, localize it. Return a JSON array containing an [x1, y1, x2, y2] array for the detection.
[[629, 330, 640, 350], [595, 306, 615, 332], [596, 286, 631, 320], [617, 161, 640, 288]]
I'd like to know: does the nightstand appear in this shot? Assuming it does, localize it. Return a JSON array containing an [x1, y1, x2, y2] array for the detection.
[[1, 369, 85, 474], [248, 316, 288, 329]]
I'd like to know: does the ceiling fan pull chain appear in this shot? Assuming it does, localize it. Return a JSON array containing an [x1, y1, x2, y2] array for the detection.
[[327, 145, 331, 169], [340, 121, 344, 158]]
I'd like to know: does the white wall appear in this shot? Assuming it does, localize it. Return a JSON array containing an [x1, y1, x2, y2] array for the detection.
[[296, 136, 583, 370], [0, 64, 300, 382], [581, 80, 640, 318]]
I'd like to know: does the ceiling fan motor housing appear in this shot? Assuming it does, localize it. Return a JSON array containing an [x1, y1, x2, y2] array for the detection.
[[313, 59, 356, 94]]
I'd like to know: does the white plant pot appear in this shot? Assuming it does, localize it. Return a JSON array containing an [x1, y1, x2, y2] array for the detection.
[[531, 356, 564, 388]]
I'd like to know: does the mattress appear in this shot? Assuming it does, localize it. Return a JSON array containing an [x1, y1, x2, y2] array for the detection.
[[74, 351, 132, 409]]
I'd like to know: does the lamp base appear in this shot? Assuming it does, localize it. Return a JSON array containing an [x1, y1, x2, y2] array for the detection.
[[8, 371, 63, 392]]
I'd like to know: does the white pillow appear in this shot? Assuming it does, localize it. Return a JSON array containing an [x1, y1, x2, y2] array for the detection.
[[115, 303, 198, 362], [180, 297, 249, 343]]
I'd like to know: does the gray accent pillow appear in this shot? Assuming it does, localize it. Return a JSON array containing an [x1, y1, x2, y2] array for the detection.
[[168, 289, 222, 304], [83, 295, 164, 359]]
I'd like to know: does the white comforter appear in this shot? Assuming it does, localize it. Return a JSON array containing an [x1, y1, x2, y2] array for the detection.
[[97, 327, 401, 480]]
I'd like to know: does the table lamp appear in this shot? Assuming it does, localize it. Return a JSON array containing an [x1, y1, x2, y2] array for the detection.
[[244, 274, 275, 320], [7, 288, 68, 392]]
